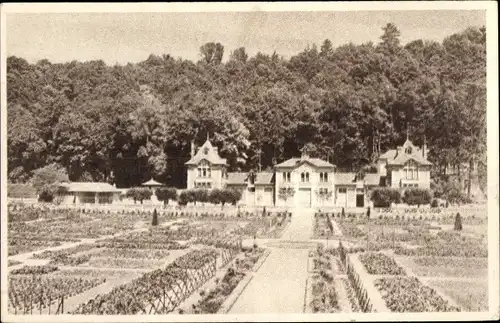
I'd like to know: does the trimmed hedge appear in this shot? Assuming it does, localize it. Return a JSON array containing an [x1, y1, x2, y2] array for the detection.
[[402, 188, 432, 206], [371, 188, 401, 207]]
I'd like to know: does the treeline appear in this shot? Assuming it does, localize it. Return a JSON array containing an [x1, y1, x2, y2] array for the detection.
[[7, 24, 486, 189]]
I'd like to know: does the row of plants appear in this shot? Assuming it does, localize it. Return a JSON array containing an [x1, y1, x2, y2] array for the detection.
[[8, 275, 106, 314], [11, 265, 60, 275], [374, 277, 460, 312], [8, 239, 63, 256], [310, 270, 340, 313], [358, 253, 406, 276], [71, 249, 217, 314], [309, 245, 340, 313], [8, 260, 23, 267], [189, 247, 264, 314], [91, 248, 171, 260], [371, 188, 432, 207], [32, 243, 96, 259], [86, 257, 165, 269], [178, 188, 242, 207], [335, 220, 365, 238]]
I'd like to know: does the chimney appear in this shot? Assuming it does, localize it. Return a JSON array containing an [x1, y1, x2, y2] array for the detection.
[[190, 140, 195, 158]]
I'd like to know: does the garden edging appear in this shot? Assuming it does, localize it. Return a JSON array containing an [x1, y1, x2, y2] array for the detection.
[[217, 273, 254, 314]]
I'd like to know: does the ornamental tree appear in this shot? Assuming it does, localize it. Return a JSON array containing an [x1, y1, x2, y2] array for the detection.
[[156, 187, 178, 206]]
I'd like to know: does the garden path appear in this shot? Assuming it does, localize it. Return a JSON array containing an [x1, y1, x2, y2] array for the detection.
[[228, 247, 309, 314], [229, 208, 313, 313]]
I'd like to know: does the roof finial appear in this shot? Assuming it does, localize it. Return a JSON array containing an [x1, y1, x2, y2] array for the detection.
[[406, 123, 409, 141], [207, 131, 210, 142]]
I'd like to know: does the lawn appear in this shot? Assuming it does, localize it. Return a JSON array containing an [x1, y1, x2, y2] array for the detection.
[[396, 256, 488, 278], [426, 279, 488, 311]]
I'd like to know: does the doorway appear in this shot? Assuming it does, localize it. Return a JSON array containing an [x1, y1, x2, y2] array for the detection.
[[356, 194, 364, 207]]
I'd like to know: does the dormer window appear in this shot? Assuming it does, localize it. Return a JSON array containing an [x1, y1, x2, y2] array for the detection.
[[203, 147, 209, 155], [405, 147, 412, 154]]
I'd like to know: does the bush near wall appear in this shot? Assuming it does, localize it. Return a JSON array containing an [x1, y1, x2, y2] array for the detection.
[[402, 188, 432, 206], [126, 187, 153, 204], [179, 188, 242, 206], [371, 188, 401, 207]]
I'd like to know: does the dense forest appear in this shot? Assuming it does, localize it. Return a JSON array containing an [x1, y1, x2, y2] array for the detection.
[[7, 23, 486, 189]]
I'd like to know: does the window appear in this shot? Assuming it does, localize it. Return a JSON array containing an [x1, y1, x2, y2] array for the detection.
[[405, 147, 412, 154], [282, 172, 291, 182], [264, 187, 272, 192], [404, 160, 418, 180], [320, 172, 329, 182], [338, 188, 347, 193], [306, 172, 310, 182], [203, 147, 209, 155], [301, 172, 310, 182]]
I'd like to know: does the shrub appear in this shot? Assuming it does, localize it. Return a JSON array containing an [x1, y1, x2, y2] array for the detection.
[[371, 188, 401, 207], [431, 199, 439, 208], [126, 187, 153, 204], [178, 191, 188, 206], [152, 209, 158, 226], [209, 188, 223, 205], [194, 189, 209, 204], [38, 185, 54, 202], [454, 212, 463, 231], [156, 187, 177, 206], [402, 188, 432, 207]]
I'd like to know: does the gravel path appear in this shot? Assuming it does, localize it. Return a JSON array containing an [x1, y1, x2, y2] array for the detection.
[[229, 208, 313, 314], [229, 248, 309, 314]]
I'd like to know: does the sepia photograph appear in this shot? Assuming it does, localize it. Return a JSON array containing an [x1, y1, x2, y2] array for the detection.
[[1, 2, 498, 322]]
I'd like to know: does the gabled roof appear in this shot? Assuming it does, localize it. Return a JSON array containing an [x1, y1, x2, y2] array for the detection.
[[60, 182, 121, 193], [275, 157, 335, 169], [388, 153, 432, 166], [185, 140, 227, 166], [335, 172, 381, 186], [142, 179, 163, 186], [335, 173, 357, 185], [255, 172, 274, 185], [379, 139, 432, 166], [226, 172, 248, 185], [225, 172, 274, 185]]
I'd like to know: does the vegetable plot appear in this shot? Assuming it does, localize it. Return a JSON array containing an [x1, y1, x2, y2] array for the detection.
[[8, 276, 106, 314], [359, 253, 406, 276], [71, 249, 218, 314], [374, 277, 460, 312]]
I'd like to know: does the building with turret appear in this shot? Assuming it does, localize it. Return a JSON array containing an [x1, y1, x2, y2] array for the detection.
[[185, 136, 432, 208]]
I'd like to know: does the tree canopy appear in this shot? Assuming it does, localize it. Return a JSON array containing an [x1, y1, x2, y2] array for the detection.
[[7, 24, 486, 189]]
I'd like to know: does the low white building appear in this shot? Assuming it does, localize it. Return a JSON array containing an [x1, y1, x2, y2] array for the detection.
[[58, 182, 121, 204]]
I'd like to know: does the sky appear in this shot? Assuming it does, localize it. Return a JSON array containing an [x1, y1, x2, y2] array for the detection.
[[5, 10, 486, 65]]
